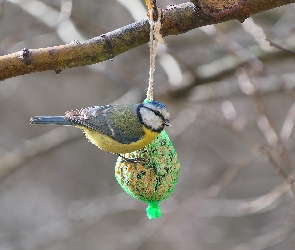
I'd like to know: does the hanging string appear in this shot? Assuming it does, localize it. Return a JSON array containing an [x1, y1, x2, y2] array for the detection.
[[146, 3, 163, 101]]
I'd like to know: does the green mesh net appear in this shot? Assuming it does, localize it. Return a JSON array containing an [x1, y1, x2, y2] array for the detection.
[[115, 130, 180, 219]]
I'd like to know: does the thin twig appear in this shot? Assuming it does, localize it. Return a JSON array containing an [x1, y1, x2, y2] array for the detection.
[[234, 219, 295, 250], [196, 180, 292, 217], [267, 38, 295, 54], [259, 145, 295, 196], [168, 33, 295, 97], [0, 127, 81, 181]]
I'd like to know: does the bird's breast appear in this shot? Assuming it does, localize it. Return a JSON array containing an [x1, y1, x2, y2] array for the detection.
[[79, 126, 160, 154]]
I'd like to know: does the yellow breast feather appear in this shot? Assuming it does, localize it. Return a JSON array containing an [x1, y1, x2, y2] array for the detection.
[[79, 126, 159, 154]]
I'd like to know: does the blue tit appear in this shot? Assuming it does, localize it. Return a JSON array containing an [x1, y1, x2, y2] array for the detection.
[[30, 101, 171, 154]]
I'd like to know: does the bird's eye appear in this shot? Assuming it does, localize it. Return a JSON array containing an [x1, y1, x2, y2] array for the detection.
[[154, 110, 167, 121]]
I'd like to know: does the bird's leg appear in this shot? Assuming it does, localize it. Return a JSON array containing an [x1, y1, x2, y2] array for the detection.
[[117, 154, 145, 163]]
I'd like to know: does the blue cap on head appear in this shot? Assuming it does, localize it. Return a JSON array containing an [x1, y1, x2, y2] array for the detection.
[[149, 101, 167, 110]]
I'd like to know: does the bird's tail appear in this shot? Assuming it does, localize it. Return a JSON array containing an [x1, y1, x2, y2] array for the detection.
[[30, 116, 76, 126]]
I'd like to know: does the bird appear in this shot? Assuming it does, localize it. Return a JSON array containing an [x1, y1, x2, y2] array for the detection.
[[30, 101, 171, 154]]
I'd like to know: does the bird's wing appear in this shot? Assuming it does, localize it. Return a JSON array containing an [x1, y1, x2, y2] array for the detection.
[[65, 105, 113, 138], [65, 104, 144, 144]]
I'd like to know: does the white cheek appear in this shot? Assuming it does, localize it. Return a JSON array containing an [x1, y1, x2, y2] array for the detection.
[[143, 103, 170, 120], [161, 109, 170, 121], [140, 108, 163, 131]]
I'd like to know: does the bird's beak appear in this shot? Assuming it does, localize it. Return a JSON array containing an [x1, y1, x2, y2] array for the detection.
[[164, 120, 172, 126]]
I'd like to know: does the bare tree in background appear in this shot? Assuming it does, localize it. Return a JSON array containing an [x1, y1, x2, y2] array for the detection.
[[0, 0, 295, 250]]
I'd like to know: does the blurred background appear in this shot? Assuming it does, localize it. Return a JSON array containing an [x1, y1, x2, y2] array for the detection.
[[0, 0, 295, 249]]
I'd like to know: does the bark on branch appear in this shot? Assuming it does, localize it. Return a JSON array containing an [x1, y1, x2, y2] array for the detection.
[[0, 0, 294, 81]]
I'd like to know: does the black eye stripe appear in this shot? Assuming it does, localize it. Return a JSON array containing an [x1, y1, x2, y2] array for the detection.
[[144, 107, 166, 121]]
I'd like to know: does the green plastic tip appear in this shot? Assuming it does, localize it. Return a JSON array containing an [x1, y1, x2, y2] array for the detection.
[[146, 202, 162, 219]]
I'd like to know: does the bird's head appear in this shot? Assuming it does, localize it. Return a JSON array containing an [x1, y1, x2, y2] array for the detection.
[[137, 101, 171, 133]]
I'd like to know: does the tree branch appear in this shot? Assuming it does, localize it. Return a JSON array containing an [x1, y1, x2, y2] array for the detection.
[[0, 0, 294, 81]]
